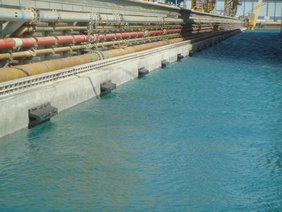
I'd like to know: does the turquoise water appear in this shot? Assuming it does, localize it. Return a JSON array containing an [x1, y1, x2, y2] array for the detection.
[[1, 30, 282, 211]]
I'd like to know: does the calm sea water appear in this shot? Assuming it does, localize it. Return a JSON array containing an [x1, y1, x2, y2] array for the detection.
[[1, 30, 282, 211]]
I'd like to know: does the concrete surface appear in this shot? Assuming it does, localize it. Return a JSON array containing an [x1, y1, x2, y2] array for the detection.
[[0, 32, 238, 139]]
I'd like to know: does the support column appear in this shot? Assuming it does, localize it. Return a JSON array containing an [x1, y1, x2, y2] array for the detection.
[[266, 0, 269, 17], [243, 0, 246, 18], [280, 7, 282, 37], [274, 0, 277, 21]]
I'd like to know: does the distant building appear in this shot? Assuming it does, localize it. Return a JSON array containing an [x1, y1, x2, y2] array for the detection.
[[151, 0, 281, 20]]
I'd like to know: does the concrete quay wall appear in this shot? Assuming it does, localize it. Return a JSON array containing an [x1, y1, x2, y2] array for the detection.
[[0, 31, 239, 139]]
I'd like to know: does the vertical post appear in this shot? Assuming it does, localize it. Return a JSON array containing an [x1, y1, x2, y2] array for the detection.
[[183, 0, 187, 9], [266, 0, 269, 17], [280, 7, 282, 36], [243, 0, 246, 18], [274, 0, 277, 21]]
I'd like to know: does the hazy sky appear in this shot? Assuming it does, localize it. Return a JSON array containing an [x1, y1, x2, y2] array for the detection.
[[182, 0, 282, 18]]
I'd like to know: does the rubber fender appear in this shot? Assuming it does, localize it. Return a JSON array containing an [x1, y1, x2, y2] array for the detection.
[[0, 68, 27, 82]]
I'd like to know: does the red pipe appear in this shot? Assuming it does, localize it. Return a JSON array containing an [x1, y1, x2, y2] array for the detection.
[[96, 34, 106, 41], [0, 39, 15, 49], [0, 29, 182, 50], [121, 32, 131, 39], [116, 33, 123, 39], [137, 32, 144, 37], [73, 35, 88, 43], [105, 34, 116, 40], [21, 38, 37, 48], [166, 29, 182, 33], [36, 37, 57, 46], [56, 36, 74, 44], [148, 30, 163, 36]]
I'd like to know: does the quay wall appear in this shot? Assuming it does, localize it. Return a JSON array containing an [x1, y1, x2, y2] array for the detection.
[[0, 30, 240, 139]]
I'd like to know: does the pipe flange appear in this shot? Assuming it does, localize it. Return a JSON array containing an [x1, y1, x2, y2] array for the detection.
[[22, 7, 38, 24]]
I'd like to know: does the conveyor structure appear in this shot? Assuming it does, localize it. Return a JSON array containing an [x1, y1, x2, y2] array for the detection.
[[0, 0, 243, 83]]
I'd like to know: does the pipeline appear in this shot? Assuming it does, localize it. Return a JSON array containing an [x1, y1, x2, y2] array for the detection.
[[0, 38, 184, 82], [0, 22, 239, 52], [0, 30, 233, 83], [0, 7, 182, 24], [0, 29, 182, 50], [0, 34, 181, 60], [34, 25, 182, 34]]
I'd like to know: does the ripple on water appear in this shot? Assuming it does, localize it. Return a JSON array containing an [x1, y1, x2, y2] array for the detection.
[[0, 30, 282, 211]]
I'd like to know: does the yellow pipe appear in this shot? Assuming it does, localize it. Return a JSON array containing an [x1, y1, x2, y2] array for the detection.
[[11, 51, 33, 58], [14, 26, 29, 37], [0, 68, 28, 82], [0, 38, 184, 83], [0, 53, 11, 60], [35, 49, 54, 55]]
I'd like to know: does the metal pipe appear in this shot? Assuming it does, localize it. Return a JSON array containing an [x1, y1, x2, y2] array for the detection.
[[0, 8, 34, 22], [0, 7, 181, 24], [274, 0, 277, 20], [0, 38, 185, 82], [35, 26, 88, 32], [0, 29, 182, 50], [36, 37, 57, 46], [14, 26, 29, 37], [0, 33, 179, 60]]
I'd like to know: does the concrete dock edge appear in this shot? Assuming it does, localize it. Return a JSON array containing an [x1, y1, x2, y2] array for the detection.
[[0, 31, 240, 139]]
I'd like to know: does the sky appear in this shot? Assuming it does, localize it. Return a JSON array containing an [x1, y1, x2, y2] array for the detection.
[[181, 0, 282, 19]]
